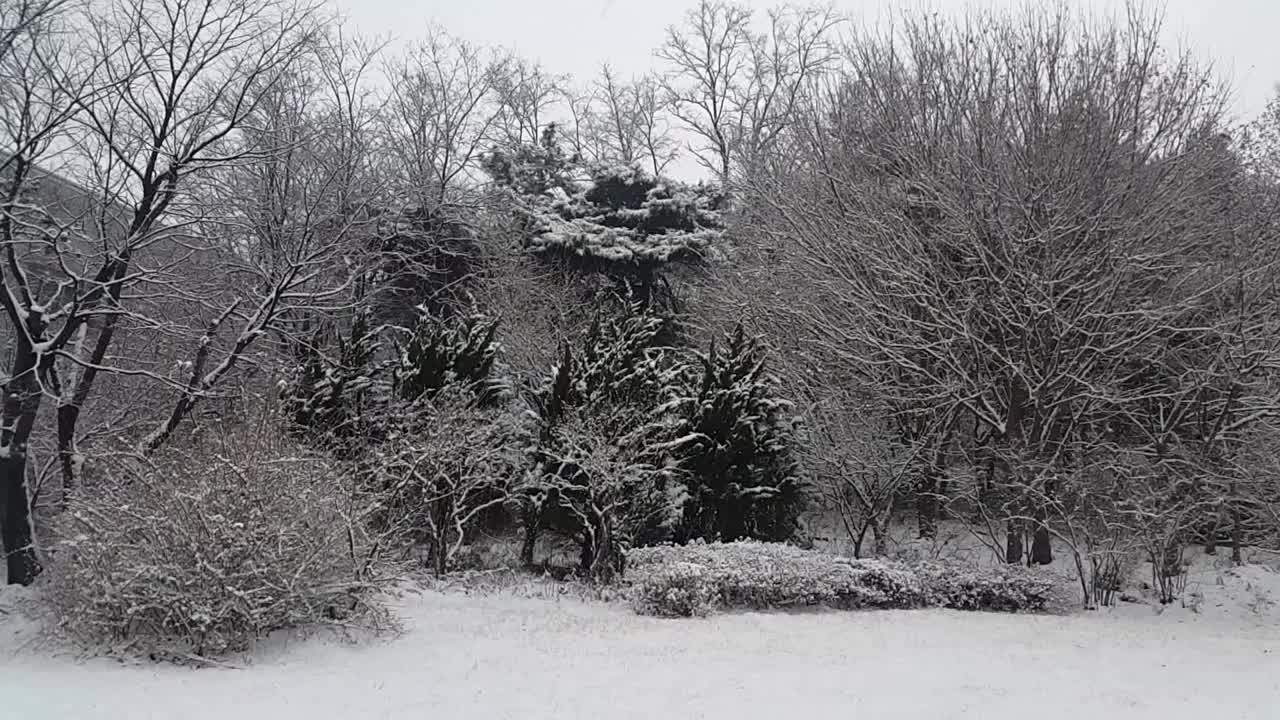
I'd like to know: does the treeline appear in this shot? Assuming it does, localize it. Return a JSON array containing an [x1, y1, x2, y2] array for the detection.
[[1, 0, 1278, 626]]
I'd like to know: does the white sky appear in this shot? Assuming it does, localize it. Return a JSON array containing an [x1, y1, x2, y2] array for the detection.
[[332, 0, 1279, 177]]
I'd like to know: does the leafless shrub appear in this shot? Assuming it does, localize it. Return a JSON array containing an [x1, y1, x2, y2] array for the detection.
[[366, 388, 525, 577], [528, 413, 686, 584], [800, 389, 924, 557], [45, 415, 395, 657]]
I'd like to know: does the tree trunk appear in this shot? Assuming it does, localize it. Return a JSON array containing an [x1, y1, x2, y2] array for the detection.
[[57, 256, 130, 495], [1030, 524, 1053, 565], [1, 456, 40, 585], [430, 491, 456, 577], [56, 403, 79, 507], [1003, 380, 1028, 566], [1204, 509, 1218, 556], [579, 535, 594, 577], [1230, 495, 1243, 564], [585, 511, 619, 584], [519, 503, 540, 567], [870, 517, 888, 557], [431, 537, 448, 577], [852, 521, 869, 559], [2, 322, 47, 585], [916, 475, 938, 540], [1005, 519, 1024, 565]]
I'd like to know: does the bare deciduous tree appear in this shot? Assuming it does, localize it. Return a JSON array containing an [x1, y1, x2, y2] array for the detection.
[[578, 65, 679, 175], [490, 56, 566, 152], [0, 0, 320, 584], [142, 29, 385, 454], [381, 27, 503, 207], [658, 0, 839, 181], [800, 388, 930, 557], [372, 390, 516, 577], [742, 6, 1276, 582]]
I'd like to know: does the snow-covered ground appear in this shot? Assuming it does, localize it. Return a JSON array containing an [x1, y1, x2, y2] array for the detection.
[[3, 578, 1279, 720]]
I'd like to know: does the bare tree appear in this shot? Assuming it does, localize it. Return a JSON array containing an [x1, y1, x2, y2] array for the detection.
[[0, 0, 320, 584], [142, 29, 385, 454], [0, 0, 78, 172], [631, 74, 680, 176], [581, 65, 679, 176], [743, 5, 1266, 573], [800, 388, 931, 557], [490, 56, 566, 152], [380, 26, 502, 207], [593, 64, 640, 166], [371, 389, 516, 577], [658, 0, 839, 181]]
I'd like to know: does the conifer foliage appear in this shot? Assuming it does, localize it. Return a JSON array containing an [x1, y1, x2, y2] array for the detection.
[[392, 313, 509, 407], [487, 128, 724, 313], [284, 309, 508, 445], [653, 324, 806, 543], [521, 163, 723, 308], [286, 311, 385, 446], [519, 307, 684, 576], [517, 311, 805, 578]]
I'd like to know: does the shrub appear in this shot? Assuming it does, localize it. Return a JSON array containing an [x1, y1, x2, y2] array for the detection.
[[526, 413, 686, 583], [285, 309, 387, 446], [627, 541, 1055, 617], [284, 310, 511, 452], [912, 562, 1057, 612], [629, 562, 719, 617], [46, 422, 391, 657], [368, 388, 525, 576], [392, 312, 509, 407], [518, 308, 684, 571], [629, 541, 894, 612]]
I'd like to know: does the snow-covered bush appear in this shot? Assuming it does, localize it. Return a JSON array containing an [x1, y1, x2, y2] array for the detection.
[[527, 413, 687, 583], [285, 310, 511, 450], [627, 541, 1055, 617], [629, 561, 719, 617], [46, 422, 390, 657], [368, 387, 526, 576], [518, 308, 684, 571], [629, 541, 901, 613], [285, 309, 387, 447], [391, 312, 510, 407], [912, 562, 1057, 612]]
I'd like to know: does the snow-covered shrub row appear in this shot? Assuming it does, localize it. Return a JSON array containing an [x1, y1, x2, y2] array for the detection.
[[911, 562, 1057, 612], [46, 424, 391, 656], [630, 561, 721, 617], [627, 541, 1054, 617]]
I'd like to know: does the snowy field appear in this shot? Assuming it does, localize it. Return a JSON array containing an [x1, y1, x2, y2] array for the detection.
[[3, 577, 1279, 720]]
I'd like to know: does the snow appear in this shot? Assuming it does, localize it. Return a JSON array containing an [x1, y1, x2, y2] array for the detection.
[[3, 581, 1279, 719]]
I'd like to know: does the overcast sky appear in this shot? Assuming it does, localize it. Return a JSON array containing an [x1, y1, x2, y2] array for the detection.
[[332, 0, 1279, 142]]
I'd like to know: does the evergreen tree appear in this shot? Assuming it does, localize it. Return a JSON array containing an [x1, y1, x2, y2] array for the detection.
[[651, 323, 806, 543], [520, 162, 723, 311], [518, 306, 684, 571]]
